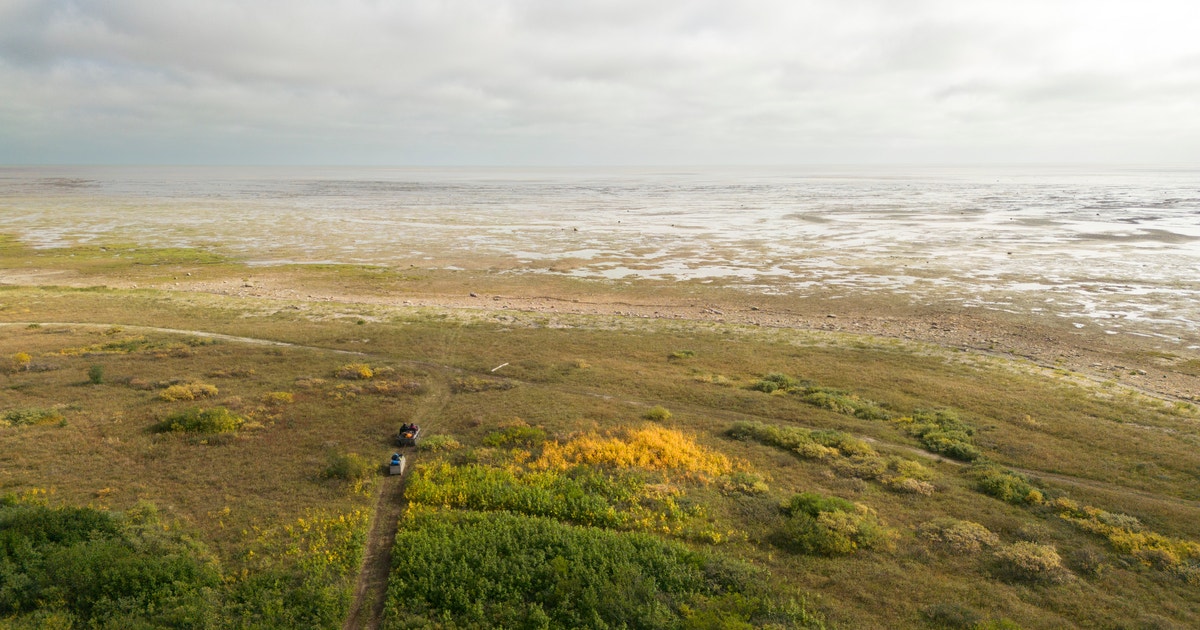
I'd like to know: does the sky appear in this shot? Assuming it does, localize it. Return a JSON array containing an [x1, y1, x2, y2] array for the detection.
[[2, 0, 1199, 166]]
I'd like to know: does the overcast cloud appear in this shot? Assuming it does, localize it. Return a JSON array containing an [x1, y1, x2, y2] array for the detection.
[[2, 0, 1199, 165]]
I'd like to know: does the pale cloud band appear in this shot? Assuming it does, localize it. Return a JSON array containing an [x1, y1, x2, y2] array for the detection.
[[2, 0, 1198, 165]]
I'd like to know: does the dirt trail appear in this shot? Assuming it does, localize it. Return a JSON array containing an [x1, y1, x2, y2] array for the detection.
[[342, 468, 412, 630], [342, 378, 450, 630], [0, 321, 366, 355]]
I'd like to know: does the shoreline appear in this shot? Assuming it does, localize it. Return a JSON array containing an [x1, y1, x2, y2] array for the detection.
[[5, 262, 1196, 402]]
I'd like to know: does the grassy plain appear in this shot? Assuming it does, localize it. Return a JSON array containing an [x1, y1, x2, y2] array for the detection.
[[3, 236, 1200, 628]]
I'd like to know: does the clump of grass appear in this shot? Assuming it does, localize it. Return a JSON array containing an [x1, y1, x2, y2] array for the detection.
[[668, 349, 695, 360], [322, 452, 375, 482], [2, 407, 65, 427], [151, 407, 244, 434], [417, 434, 462, 453], [992, 541, 1071, 583], [778, 492, 895, 556], [158, 382, 219, 402], [642, 405, 672, 422], [917, 518, 1000, 554]]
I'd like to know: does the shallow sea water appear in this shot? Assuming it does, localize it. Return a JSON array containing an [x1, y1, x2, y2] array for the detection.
[[1, 165, 1197, 345]]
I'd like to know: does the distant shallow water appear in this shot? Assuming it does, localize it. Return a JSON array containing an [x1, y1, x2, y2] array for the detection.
[[2, 165, 1198, 345]]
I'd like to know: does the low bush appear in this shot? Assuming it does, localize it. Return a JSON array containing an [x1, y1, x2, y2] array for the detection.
[[917, 518, 1000, 554], [2, 407, 65, 427], [642, 405, 673, 422], [668, 349, 696, 360], [260, 391, 294, 406], [729, 421, 935, 493], [973, 465, 1043, 505], [158, 382, 219, 401], [1055, 498, 1200, 580], [151, 407, 245, 434], [87, 364, 104, 384], [322, 452, 375, 482], [779, 492, 894, 556], [717, 471, 770, 495], [800, 387, 891, 420], [902, 409, 982, 461], [993, 541, 1071, 583], [335, 363, 375, 380], [10, 351, 32, 372], [749, 372, 797, 393]]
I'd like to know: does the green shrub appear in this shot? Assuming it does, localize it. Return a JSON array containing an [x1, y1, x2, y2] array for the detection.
[[993, 541, 1070, 583], [799, 387, 891, 420], [2, 407, 65, 427], [380, 509, 824, 630], [750, 373, 797, 393], [643, 405, 673, 422], [0, 501, 220, 626], [87, 364, 104, 385], [779, 492, 893, 556], [405, 462, 632, 528], [904, 409, 982, 461], [973, 465, 1043, 505], [322, 452, 375, 481], [151, 407, 244, 434]]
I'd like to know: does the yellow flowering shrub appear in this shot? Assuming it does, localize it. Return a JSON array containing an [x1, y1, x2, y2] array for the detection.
[[533, 425, 733, 481]]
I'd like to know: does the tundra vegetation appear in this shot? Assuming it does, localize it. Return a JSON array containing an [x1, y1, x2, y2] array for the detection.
[[2, 237, 1200, 627]]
